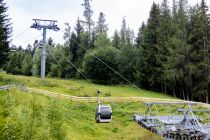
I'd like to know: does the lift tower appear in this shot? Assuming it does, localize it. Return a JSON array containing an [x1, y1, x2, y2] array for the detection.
[[31, 19, 59, 79]]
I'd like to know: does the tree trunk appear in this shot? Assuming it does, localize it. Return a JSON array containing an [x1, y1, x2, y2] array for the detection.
[[206, 94, 209, 104], [164, 84, 167, 94], [173, 87, 176, 97], [161, 80, 164, 94], [186, 94, 189, 101], [186, 85, 189, 101], [182, 86, 185, 100]]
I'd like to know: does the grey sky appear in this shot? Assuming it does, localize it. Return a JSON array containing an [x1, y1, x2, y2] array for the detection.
[[7, 0, 209, 48]]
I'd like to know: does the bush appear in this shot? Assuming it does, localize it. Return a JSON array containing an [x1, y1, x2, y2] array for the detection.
[[82, 46, 120, 84]]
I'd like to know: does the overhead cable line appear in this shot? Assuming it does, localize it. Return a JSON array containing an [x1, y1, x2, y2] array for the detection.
[[12, 27, 30, 41], [47, 47, 69, 79], [59, 29, 146, 95], [23, 34, 42, 44], [49, 41, 138, 120]]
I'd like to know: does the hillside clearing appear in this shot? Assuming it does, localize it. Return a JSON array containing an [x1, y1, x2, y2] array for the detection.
[[0, 73, 176, 99]]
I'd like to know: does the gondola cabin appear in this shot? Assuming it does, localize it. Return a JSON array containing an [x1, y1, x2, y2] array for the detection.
[[95, 103, 112, 123]]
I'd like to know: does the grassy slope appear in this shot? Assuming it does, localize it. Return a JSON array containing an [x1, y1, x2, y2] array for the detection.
[[0, 73, 170, 139], [0, 90, 161, 140], [0, 73, 175, 99], [0, 73, 209, 139]]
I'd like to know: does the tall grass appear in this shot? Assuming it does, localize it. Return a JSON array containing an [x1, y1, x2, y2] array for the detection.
[[0, 89, 162, 140]]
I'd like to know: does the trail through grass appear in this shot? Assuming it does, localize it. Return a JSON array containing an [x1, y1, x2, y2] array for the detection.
[[0, 73, 176, 99]]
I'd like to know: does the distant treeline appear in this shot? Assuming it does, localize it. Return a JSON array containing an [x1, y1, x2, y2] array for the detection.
[[1, 0, 210, 103]]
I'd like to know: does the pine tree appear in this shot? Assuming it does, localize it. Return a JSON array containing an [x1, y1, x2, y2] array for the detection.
[[69, 32, 78, 67], [188, 0, 210, 103], [135, 22, 146, 48], [0, 0, 11, 68], [119, 17, 134, 48], [176, 0, 191, 100], [135, 3, 160, 88], [155, 0, 172, 94], [81, 0, 94, 49], [125, 27, 135, 47], [96, 12, 108, 34], [75, 18, 84, 39], [112, 30, 120, 49], [63, 23, 71, 45], [120, 17, 127, 48]]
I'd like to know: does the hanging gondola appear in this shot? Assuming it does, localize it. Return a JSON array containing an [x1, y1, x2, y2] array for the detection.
[[95, 90, 112, 123]]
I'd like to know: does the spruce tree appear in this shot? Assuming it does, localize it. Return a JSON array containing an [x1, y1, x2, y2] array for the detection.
[[75, 18, 84, 39], [0, 0, 11, 68], [155, 0, 172, 94], [188, 0, 210, 103], [119, 18, 134, 48], [81, 0, 93, 49], [96, 12, 108, 34], [135, 3, 160, 88], [112, 30, 120, 49], [120, 17, 127, 48], [135, 22, 146, 48]]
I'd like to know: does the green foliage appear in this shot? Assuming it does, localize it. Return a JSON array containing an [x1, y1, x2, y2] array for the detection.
[[135, 3, 160, 88], [76, 32, 89, 70], [0, 0, 11, 68], [187, 0, 210, 102], [135, 22, 146, 47], [31, 46, 41, 76], [4, 0, 210, 104], [47, 99, 66, 140], [48, 44, 74, 78], [83, 46, 120, 84], [6, 49, 26, 75], [94, 32, 111, 48], [134, 0, 210, 103], [112, 30, 120, 48], [117, 46, 138, 83], [119, 18, 135, 48], [0, 91, 64, 140], [21, 53, 33, 76]]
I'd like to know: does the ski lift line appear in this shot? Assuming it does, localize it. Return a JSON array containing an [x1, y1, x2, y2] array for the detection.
[[46, 36, 105, 98], [60, 37, 145, 106], [55, 47, 94, 89], [23, 34, 42, 44], [59, 29, 146, 95], [47, 47, 68, 79], [61, 39, 114, 96], [48, 40, 137, 120], [12, 27, 30, 41]]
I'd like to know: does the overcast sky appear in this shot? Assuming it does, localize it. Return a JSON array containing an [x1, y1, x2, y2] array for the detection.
[[7, 0, 210, 48]]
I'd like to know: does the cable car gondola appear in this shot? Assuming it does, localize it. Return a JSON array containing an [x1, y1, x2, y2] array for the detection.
[[95, 90, 112, 123]]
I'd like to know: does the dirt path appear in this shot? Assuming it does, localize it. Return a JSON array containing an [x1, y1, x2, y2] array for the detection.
[[1, 85, 210, 108]]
